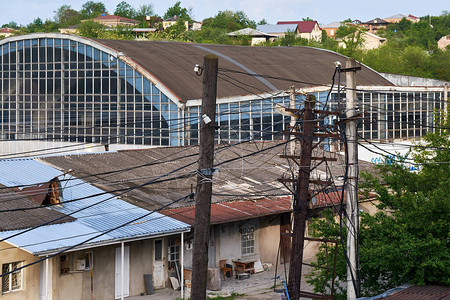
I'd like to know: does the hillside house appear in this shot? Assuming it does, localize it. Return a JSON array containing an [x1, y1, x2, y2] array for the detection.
[[276, 20, 322, 42]]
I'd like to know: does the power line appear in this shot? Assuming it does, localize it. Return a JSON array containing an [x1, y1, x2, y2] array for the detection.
[[0, 192, 194, 278]]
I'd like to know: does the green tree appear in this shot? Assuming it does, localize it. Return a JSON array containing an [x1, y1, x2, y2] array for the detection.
[[163, 1, 190, 20], [27, 18, 44, 32], [80, 1, 107, 19], [114, 1, 136, 19], [257, 18, 268, 25], [78, 20, 105, 38], [54, 5, 82, 26], [307, 112, 450, 297], [2, 21, 18, 29], [135, 4, 155, 21]]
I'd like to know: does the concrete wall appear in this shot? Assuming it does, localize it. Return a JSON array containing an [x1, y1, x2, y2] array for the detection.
[[0, 242, 41, 300], [216, 218, 260, 265], [380, 73, 450, 87], [129, 239, 154, 295], [258, 216, 281, 264]]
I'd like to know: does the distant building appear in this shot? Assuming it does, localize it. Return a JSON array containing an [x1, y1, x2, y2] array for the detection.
[[0, 27, 16, 37], [59, 24, 82, 34], [383, 14, 420, 23], [361, 18, 389, 33], [277, 20, 322, 42], [438, 34, 450, 50], [162, 16, 202, 31], [90, 15, 140, 27], [256, 24, 299, 38], [59, 15, 139, 34], [162, 15, 180, 29], [227, 28, 276, 45], [338, 31, 386, 50], [322, 22, 342, 37]]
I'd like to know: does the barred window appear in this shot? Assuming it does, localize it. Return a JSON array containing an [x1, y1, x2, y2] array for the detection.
[[2, 262, 22, 293], [241, 226, 255, 255]]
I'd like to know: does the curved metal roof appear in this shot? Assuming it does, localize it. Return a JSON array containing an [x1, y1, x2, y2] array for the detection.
[[96, 39, 393, 102]]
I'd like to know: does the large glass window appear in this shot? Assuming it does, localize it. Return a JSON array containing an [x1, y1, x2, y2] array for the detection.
[[0, 37, 178, 146]]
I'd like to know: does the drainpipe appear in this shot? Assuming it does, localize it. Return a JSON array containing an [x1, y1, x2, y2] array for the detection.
[[121, 242, 124, 300], [46, 256, 49, 300], [181, 232, 184, 299]]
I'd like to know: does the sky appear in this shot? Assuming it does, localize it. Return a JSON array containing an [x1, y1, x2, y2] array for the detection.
[[1, 0, 448, 27]]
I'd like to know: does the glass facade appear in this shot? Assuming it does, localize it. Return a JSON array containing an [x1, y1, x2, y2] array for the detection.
[[0, 36, 180, 146], [0, 35, 445, 148]]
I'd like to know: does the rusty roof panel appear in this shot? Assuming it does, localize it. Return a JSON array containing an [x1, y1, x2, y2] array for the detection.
[[161, 197, 292, 225], [383, 285, 450, 300]]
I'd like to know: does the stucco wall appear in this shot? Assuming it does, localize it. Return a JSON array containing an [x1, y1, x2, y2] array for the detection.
[[258, 216, 281, 264], [217, 219, 260, 265], [0, 242, 41, 300], [129, 239, 154, 295]]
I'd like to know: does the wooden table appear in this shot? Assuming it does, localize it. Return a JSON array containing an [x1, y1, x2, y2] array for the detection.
[[232, 259, 256, 274]]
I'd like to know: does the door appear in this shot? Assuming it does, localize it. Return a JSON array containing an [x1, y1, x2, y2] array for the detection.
[[115, 246, 130, 299], [153, 239, 165, 288]]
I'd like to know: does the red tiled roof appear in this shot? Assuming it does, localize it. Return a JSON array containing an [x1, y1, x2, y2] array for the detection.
[[0, 28, 14, 33], [160, 197, 292, 225], [277, 21, 319, 33], [384, 285, 450, 300], [93, 15, 139, 23]]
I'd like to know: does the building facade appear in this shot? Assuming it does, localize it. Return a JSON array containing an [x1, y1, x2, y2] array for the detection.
[[0, 33, 446, 155]]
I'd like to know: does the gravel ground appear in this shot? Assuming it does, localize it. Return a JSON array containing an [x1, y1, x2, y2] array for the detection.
[[127, 264, 315, 300]]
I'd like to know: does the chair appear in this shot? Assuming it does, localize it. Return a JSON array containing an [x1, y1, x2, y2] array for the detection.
[[219, 259, 232, 279]]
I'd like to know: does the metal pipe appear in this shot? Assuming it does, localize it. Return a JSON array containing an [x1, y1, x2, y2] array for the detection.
[[121, 242, 124, 300]]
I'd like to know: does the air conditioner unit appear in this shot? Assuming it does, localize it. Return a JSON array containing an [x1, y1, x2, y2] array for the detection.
[[76, 259, 86, 271]]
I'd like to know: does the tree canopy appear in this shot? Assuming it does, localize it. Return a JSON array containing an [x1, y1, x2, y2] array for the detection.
[[80, 1, 107, 19], [114, 1, 136, 19], [163, 1, 191, 20], [307, 111, 450, 298], [54, 5, 82, 26]]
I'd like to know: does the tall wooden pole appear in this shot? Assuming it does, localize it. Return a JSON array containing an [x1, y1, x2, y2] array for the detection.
[[288, 95, 316, 299], [191, 55, 218, 300], [345, 58, 360, 300]]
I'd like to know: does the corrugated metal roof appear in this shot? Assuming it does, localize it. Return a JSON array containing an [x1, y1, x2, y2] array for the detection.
[[228, 28, 276, 37], [256, 24, 298, 34], [0, 158, 190, 254], [40, 141, 374, 213], [323, 22, 342, 28], [160, 197, 292, 225], [383, 285, 450, 300]]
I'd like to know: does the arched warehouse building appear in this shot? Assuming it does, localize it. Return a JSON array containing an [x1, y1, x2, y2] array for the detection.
[[0, 33, 446, 155]]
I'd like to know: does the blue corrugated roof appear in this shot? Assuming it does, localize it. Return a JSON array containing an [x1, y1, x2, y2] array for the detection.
[[0, 158, 190, 255], [256, 24, 298, 34]]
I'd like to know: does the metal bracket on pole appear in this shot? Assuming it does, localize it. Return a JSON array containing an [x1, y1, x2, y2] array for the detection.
[[198, 168, 218, 176]]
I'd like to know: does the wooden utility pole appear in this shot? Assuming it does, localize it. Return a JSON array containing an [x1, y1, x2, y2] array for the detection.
[[287, 95, 316, 299], [191, 55, 218, 300], [344, 58, 360, 300]]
